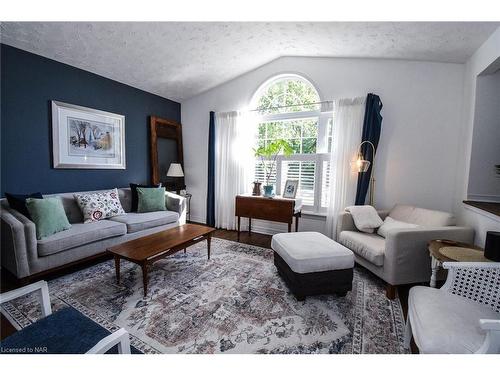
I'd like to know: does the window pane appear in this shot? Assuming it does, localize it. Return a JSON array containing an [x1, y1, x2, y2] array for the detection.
[[281, 161, 316, 206], [257, 78, 320, 115], [256, 118, 318, 155], [302, 119, 317, 138], [301, 138, 317, 154], [258, 123, 266, 138], [266, 122, 282, 139]]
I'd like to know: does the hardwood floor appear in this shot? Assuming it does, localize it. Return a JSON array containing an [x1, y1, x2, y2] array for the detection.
[[1, 228, 419, 352]]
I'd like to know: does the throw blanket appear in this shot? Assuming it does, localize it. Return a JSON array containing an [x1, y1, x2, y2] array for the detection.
[[345, 205, 383, 233]]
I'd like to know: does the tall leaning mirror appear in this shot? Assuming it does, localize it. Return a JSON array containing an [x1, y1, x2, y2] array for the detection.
[[149, 116, 185, 192]]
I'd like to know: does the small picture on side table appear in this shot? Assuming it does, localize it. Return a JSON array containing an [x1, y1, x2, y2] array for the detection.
[[283, 179, 299, 199]]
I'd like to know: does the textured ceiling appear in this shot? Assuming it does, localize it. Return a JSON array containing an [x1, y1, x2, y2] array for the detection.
[[1, 22, 498, 101]]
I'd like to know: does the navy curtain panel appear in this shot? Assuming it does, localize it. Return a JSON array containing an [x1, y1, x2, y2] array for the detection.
[[355, 94, 383, 205], [206, 111, 216, 226]]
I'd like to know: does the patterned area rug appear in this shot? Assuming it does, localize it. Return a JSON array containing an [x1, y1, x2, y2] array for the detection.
[[2, 238, 408, 354]]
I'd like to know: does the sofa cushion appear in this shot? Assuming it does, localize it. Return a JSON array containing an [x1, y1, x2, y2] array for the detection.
[[389, 205, 455, 227], [408, 286, 500, 353], [108, 211, 179, 233], [377, 216, 419, 238], [338, 230, 385, 266], [37, 220, 127, 257], [271, 232, 354, 274]]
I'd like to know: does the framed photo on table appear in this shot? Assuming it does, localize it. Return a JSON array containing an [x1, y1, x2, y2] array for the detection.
[[283, 179, 299, 199], [51, 101, 126, 169]]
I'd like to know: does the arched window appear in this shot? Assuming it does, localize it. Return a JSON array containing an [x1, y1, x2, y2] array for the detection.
[[252, 75, 332, 212]]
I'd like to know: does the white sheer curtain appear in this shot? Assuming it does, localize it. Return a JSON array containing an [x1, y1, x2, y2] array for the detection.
[[325, 97, 366, 239], [214, 111, 256, 230]]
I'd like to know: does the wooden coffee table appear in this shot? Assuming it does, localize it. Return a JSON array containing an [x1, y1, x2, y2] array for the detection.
[[107, 224, 215, 296]]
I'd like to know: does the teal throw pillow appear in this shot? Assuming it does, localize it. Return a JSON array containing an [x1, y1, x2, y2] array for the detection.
[[137, 187, 166, 213], [26, 197, 72, 240]]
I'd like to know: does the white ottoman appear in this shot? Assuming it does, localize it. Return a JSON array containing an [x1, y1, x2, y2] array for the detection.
[[271, 232, 355, 300]]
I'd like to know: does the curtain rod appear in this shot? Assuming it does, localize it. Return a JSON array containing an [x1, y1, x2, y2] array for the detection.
[[250, 100, 333, 112]]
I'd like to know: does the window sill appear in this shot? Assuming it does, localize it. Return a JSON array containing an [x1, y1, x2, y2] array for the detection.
[[301, 210, 327, 219]]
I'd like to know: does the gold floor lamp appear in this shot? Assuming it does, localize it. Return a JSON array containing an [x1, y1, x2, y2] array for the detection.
[[354, 140, 376, 206]]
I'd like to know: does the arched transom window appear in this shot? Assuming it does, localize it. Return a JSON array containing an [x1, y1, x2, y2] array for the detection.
[[252, 75, 333, 212]]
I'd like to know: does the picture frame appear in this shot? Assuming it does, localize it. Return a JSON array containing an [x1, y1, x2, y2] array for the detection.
[[51, 101, 126, 169], [283, 179, 299, 199]]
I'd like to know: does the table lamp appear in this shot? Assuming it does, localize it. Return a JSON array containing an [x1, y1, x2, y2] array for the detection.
[[166, 163, 184, 193]]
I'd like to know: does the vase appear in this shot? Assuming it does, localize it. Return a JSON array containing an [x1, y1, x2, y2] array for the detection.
[[263, 185, 274, 197], [252, 181, 262, 196]]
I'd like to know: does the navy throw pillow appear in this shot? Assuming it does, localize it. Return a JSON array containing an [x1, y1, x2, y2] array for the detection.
[[5, 192, 43, 219]]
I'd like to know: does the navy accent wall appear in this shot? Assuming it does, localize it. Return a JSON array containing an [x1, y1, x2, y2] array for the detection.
[[1, 44, 181, 196]]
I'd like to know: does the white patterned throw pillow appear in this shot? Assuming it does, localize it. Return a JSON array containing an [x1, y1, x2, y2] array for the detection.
[[74, 188, 125, 223]]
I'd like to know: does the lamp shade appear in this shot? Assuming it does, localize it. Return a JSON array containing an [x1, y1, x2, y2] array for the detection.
[[166, 163, 184, 177]]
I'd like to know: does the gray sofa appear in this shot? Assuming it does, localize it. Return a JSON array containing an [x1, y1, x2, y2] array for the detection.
[[337, 204, 474, 299], [0, 188, 186, 280]]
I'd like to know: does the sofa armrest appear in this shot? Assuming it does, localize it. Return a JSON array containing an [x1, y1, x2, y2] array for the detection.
[[165, 192, 187, 224], [383, 226, 474, 285], [1, 207, 37, 278], [336, 209, 389, 238]]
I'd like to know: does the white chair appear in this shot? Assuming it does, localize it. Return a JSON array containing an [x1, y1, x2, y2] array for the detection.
[[0, 281, 131, 354], [404, 262, 500, 353]]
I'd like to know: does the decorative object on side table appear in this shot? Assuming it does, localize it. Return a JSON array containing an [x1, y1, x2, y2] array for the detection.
[[254, 140, 293, 198], [252, 181, 262, 196], [352, 140, 376, 205], [485, 231, 500, 261], [428, 239, 492, 288], [283, 179, 299, 199], [166, 163, 185, 194], [51, 101, 125, 169]]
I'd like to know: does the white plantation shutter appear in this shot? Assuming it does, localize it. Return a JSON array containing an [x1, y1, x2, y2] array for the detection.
[[280, 160, 316, 207], [254, 160, 277, 185], [321, 160, 331, 208]]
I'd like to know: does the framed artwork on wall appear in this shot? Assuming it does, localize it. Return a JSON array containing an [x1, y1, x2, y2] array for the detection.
[[283, 179, 299, 199], [51, 101, 126, 169]]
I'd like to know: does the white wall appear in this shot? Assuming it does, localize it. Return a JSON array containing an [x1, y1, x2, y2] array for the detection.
[[454, 27, 500, 245], [182, 56, 465, 234]]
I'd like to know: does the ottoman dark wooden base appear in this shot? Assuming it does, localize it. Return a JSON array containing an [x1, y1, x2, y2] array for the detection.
[[274, 252, 353, 300], [271, 232, 355, 301]]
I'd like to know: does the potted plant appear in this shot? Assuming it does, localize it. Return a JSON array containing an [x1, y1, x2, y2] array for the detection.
[[254, 139, 293, 197]]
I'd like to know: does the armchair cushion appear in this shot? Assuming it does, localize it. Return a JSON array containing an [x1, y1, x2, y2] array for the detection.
[[377, 216, 418, 238], [389, 205, 456, 226], [0, 307, 140, 354], [338, 230, 385, 266], [408, 286, 500, 354]]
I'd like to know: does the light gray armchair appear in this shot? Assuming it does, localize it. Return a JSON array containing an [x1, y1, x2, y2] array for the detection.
[[337, 204, 474, 299], [405, 262, 500, 353]]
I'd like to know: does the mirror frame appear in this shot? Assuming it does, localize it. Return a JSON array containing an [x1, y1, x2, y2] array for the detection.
[[149, 116, 184, 189]]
